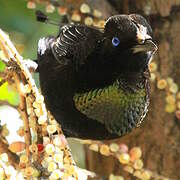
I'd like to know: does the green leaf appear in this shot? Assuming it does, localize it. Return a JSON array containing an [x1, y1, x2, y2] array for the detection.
[[0, 80, 19, 106], [0, 60, 6, 72]]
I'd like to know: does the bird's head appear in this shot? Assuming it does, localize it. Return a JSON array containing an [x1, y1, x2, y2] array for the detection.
[[103, 14, 157, 72]]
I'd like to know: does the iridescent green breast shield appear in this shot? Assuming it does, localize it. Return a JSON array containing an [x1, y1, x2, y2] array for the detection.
[[73, 80, 148, 136]]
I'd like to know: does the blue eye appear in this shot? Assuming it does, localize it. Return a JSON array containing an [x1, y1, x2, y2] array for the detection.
[[112, 37, 120, 47]]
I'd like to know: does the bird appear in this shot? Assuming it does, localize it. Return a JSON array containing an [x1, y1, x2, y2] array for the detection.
[[35, 11, 157, 140]]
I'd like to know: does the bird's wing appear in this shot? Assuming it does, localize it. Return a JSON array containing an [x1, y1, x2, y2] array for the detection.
[[50, 24, 103, 68]]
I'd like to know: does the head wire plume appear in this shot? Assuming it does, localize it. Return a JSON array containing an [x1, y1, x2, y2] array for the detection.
[[35, 10, 66, 26], [35, 10, 104, 31]]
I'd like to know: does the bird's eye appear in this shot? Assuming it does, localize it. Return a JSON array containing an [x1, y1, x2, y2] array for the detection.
[[112, 37, 120, 47]]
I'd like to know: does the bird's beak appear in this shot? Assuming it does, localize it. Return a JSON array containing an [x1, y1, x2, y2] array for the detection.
[[132, 24, 158, 53], [132, 39, 158, 54]]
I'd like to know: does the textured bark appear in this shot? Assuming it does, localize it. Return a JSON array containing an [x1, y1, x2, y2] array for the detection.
[[85, 1, 180, 179]]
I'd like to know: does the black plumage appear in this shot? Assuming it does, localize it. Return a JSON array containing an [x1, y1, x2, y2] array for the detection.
[[36, 13, 157, 140]]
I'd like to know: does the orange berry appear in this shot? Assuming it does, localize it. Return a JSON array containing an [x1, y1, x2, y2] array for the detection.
[[93, 9, 102, 18], [38, 115, 47, 124], [45, 144, 55, 155], [25, 166, 34, 176], [133, 170, 142, 178], [36, 95, 44, 103], [48, 162, 57, 172], [46, 4, 55, 13], [80, 3, 91, 14], [53, 153, 63, 163], [29, 144, 38, 153], [84, 17, 93, 26], [109, 143, 119, 152], [47, 124, 57, 134], [109, 174, 124, 180], [165, 103, 176, 113], [169, 83, 178, 94], [71, 13, 81, 22], [89, 144, 99, 152], [129, 147, 142, 162], [20, 155, 28, 164], [141, 170, 152, 180], [50, 169, 63, 179], [165, 95, 176, 104], [118, 153, 130, 164], [100, 145, 110, 156], [0, 153, 8, 162], [133, 159, 144, 170], [43, 137, 50, 146], [123, 165, 134, 174], [27, 1, 36, 9], [32, 101, 40, 109], [167, 77, 174, 85], [37, 144, 44, 152], [119, 144, 129, 153], [53, 136, 62, 146], [97, 20, 105, 28], [67, 165, 75, 175], [157, 79, 167, 89], [149, 62, 157, 72], [58, 7, 67, 15]]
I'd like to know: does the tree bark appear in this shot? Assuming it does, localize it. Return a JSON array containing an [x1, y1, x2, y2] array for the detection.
[[85, 1, 180, 179]]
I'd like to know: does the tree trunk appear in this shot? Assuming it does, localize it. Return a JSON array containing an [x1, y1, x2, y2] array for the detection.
[[85, 1, 180, 179]]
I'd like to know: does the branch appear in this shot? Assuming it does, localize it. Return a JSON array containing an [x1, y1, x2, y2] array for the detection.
[[0, 138, 19, 168], [14, 72, 31, 162], [0, 28, 95, 179]]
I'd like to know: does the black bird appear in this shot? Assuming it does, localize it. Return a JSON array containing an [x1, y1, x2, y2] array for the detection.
[[36, 12, 157, 140]]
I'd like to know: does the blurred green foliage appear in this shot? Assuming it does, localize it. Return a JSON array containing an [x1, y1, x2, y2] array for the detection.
[[0, 0, 61, 105], [0, 61, 19, 105], [0, 61, 5, 72], [0, 80, 19, 106], [0, 0, 60, 58]]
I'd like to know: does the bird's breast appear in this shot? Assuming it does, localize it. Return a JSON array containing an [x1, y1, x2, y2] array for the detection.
[[73, 79, 149, 136]]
